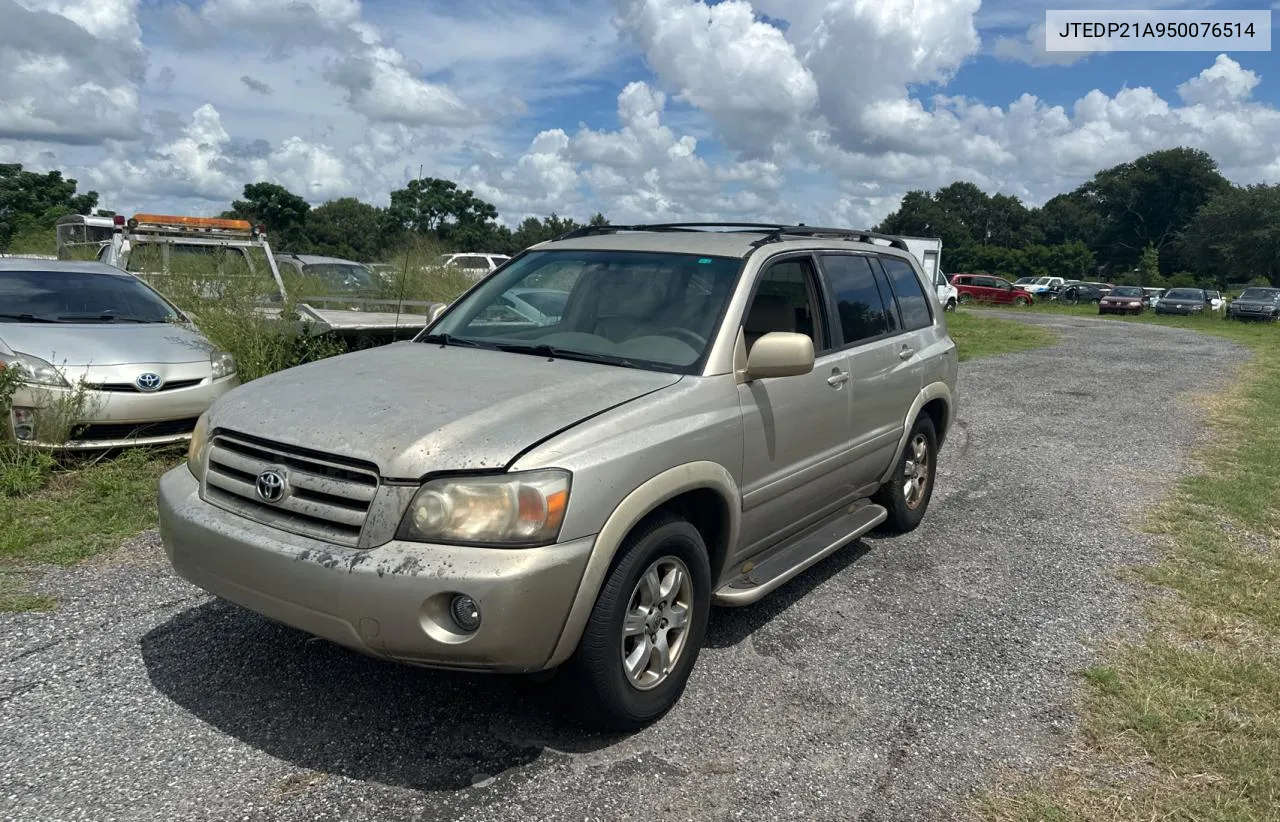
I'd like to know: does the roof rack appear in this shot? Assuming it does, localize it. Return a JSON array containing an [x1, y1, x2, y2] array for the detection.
[[549, 222, 911, 251]]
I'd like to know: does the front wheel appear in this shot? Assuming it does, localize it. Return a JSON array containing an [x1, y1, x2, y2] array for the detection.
[[958, 293, 972, 305], [945, 298, 957, 312], [563, 513, 711, 732], [873, 414, 938, 535], [1014, 296, 1030, 306]]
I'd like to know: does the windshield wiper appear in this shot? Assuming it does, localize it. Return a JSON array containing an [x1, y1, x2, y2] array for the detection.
[[0, 312, 58, 323], [55, 314, 153, 323], [419, 333, 485, 348], [495, 342, 637, 368]]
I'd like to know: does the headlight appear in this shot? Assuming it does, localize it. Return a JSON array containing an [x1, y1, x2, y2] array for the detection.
[[210, 351, 237, 380], [1127, 301, 1140, 307], [0, 351, 69, 387], [397, 469, 571, 546], [187, 412, 211, 479]]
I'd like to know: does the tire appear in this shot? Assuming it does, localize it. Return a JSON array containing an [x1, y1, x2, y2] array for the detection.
[[873, 414, 939, 535], [562, 513, 711, 732], [958, 293, 972, 305], [1014, 296, 1030, 306], [945, 298, 957, 313]]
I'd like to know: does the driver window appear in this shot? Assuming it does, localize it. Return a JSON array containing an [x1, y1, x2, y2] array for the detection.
[[743, 258, 827, 354]]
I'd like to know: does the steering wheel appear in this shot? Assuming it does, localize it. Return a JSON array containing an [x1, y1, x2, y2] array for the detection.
[[649, 327, 707, 348]]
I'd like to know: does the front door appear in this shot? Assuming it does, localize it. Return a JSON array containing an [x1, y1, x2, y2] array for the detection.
[[736, 255, 856, 560]]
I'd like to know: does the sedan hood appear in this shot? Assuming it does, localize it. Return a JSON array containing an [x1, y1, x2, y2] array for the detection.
[[0, 322, 216, 366], [206, 342, 683, 478]]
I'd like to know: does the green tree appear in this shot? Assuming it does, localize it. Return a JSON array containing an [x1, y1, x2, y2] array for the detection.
[[0, 164, 99, 250], [384, 176, 499, 243], [304, 198, 392, 260], [1137, 243, 1162, 287], [1181, 183, 1280, 287], [222, 182, 312, 250], [1081, 147, 1230, 274]]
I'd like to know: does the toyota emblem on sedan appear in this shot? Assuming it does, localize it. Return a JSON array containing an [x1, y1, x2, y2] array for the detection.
[[255, 469, 288, 504], [134, 372, 163, 392]]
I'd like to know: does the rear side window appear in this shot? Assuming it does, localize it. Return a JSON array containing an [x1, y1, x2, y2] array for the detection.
[[880, 257, 933, 331], [819, 255, 893, 345]]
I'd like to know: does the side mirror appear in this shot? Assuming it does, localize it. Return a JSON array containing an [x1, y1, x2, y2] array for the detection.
[[744, 332, 815, 381]]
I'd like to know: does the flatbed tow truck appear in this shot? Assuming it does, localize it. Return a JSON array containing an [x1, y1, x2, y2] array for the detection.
[[96, 213, 446, 344]]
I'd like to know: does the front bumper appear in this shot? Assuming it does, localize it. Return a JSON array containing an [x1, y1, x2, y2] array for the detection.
[[11, 376, 237, 449], [158, 467, 595, 672]]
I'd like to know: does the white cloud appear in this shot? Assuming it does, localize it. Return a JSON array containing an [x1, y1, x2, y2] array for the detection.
[[0, 0, 144, 142], [8, 0, 1280, 239], [992, 21, 1090, 67]]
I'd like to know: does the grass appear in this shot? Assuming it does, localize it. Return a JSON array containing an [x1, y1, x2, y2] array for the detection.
[[0, 448, 181, 612], [975, 313, 1280, 820], [945, 309, 1059, 361]]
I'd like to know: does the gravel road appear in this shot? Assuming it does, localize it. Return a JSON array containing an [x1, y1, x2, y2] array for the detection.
[[0, 313, 1246, 822]]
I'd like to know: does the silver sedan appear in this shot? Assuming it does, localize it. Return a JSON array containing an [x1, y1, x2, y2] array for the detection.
[[0, 259, 239, 449]]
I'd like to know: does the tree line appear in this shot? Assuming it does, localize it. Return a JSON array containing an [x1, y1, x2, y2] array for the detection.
[[4, 147, 1280, 286], [875, 147, 1278, 288]]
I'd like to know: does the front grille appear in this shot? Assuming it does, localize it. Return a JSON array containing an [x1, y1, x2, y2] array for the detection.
[[70, 417, 199, 442], [92, 379, 204, 393], [203, 432, 380, 547]]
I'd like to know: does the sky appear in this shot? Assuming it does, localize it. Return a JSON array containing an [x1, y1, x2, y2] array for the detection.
[[4, 0, 1280, 230]]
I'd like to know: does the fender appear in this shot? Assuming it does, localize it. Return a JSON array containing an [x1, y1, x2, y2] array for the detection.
[[543, 460, 741, 669], [877, 381, 954, 485]]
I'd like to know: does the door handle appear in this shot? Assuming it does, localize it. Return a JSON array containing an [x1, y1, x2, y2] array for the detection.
[[827, 370, 849, 387], [898, 346, 916, 360]]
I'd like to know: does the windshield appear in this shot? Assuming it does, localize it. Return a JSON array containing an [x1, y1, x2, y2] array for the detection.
[[424, 249, 744, 373], [1239, 288, 1279, 301], [0, 269, 183, 323], [1033, 277, 1053, 285], [300, 262, 378, 293], [1165, 288, 1203, 300], [1110, 286, 1143, 297]]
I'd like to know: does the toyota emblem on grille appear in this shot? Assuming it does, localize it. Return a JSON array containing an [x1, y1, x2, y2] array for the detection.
[[135, 372, 163, 392], [255, 469, 288, 504]]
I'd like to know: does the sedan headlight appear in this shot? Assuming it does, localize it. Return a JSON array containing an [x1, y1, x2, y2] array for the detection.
[[0, 351, 69, 387], [187, 412, 211, 479], [398, 469, 571, 546], [210, 351, 237, 380]]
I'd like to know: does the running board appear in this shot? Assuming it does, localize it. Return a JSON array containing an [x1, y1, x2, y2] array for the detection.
[[713, 502, 888, 607]]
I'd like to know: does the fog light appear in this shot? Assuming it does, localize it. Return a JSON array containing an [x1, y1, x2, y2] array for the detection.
[[450, 595, 481, 633], [11, 407, 35, 441]]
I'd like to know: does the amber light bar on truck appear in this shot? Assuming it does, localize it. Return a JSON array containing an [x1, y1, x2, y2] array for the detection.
[[124, 214, 267, 237]]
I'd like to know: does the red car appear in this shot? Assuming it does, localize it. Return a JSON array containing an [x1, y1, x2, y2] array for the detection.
[[950, 273, 1033, 306], [1097, 285, 1145, 315]]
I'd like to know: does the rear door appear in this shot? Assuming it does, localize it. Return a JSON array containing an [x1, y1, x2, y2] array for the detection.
[[815, 253, 921, 489]]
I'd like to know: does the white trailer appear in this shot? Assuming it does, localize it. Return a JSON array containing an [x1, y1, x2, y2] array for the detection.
[[897, 236, 956, 312]]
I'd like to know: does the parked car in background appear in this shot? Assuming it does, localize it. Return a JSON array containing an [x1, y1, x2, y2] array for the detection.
[[1012, 276, 1037, 289], [158, 222, 959, 731], [1141, 287, 1166, 308], [276, 254, 382, 295], [1204, 289, 1225, 311], [933, 269, 958, 311], [951, 273, 1032, 305], [1013, 276, 1066, 298], [1226, 286, 1280, 322], [1058, 282, 1110, 305], [0, 260, 239, 448], [1154, 287, 1210, 316], [1097, 285, 1145, 315], [437, 252, 512, 280]]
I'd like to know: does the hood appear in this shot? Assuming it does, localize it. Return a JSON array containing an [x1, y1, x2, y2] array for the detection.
[[206, 342, 683, 478], [0, 322, 216, 366]]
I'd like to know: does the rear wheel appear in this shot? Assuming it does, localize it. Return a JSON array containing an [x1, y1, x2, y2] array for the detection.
[[873, 414, 938, 535], [563, 513, 711, 732]]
